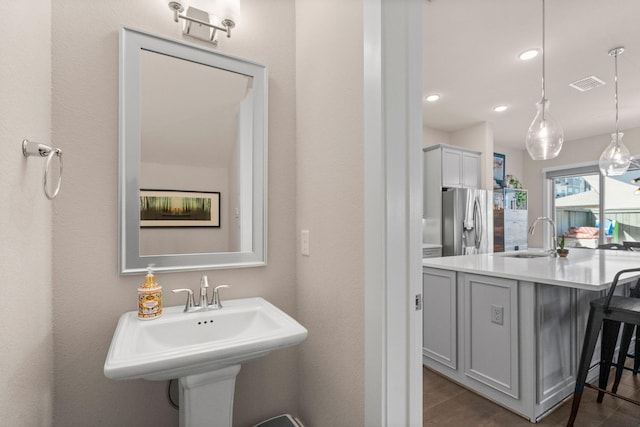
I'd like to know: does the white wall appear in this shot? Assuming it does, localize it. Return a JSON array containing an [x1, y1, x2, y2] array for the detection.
[[0, 0, 54, 425], [494, 143, 525, 187], [524, 127, 640, 247], [51, 0, 298, 425], [296, 0, 365, 425], [423, 125, 451, 146]]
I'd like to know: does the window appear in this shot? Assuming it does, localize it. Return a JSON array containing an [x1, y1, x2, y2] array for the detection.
[[545, 163, 640, 248]]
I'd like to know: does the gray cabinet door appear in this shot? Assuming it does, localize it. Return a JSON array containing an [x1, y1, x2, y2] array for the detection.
[[463, 274, 519, 398], [423, 268, 457, 370]]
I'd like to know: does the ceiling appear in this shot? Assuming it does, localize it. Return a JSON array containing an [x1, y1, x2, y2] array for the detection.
[[423, 0, 640, 149]]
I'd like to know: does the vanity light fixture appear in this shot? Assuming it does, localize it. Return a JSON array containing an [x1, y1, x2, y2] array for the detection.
[[425, 94, 440, 102], [494, 105, 508, 113], [168, 0, 240, 46], [599, 47, 631, 176], [525, 0, 564, 160]]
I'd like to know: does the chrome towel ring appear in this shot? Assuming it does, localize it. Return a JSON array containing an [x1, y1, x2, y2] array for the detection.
[[22, 139, 63, 200]]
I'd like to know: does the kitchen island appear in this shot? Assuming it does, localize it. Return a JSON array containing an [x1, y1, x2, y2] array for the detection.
[[422, 248, 640, 422]]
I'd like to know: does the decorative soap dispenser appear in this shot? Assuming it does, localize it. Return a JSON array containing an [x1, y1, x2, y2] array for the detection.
[[137, 266, 162, 320]]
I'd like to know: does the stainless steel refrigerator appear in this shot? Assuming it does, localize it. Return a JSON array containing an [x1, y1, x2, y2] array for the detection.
[[442, 188, 493, 256]]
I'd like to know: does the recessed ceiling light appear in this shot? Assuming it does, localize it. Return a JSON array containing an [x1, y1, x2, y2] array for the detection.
[[519, 49, 539, 61], [425, 94, 440, 102], [494, 105, 508, 113]]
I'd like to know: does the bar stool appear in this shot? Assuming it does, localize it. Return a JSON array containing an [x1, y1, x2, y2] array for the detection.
[[611, 279, 640, 391], [567, 267, 640, 427]]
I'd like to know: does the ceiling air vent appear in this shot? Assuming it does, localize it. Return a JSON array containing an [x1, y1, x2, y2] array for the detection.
[[569, 75, 606, 92]]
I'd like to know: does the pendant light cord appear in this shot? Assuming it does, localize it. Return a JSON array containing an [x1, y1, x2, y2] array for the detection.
[[541, 0, 546, 102], [614, 51, 619, 140]]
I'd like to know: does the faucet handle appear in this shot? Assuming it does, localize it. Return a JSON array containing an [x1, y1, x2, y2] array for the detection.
[[200, 275, 210, 289], [172, 288, 196, 312], [210, 284, 230, 309]]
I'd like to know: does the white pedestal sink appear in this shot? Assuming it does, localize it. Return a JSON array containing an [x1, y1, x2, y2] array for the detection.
[[104, 297, 307, 427]]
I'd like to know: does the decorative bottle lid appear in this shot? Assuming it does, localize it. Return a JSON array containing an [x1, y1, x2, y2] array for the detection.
[[142, 266, 158, 289]]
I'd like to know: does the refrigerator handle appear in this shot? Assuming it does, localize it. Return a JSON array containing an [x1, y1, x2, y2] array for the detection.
[[473, 196, 482, 249]]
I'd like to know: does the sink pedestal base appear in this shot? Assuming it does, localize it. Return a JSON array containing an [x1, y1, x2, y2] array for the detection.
[[179, 364, 242, 427]]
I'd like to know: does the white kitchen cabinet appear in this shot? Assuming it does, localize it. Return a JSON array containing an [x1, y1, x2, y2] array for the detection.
[[425, 144, 481, 190], [535, 284, 574, 410], [423, 144, 481, 246], [422, 264, 632, 422], [463, 274, 519, 398], [423, 269, 520, 397]]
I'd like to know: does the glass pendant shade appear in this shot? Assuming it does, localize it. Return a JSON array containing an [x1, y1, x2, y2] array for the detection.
[[525, 98, 564, 160], [599, 132, 630, 176], [599, 47, 629, 177]]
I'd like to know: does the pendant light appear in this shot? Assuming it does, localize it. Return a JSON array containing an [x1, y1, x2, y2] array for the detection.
[[525, 0, 564, 160], [599, 47, 630, 176]]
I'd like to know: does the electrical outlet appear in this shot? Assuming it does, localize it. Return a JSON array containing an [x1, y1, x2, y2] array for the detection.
[[491, 305, 504, 325], [301, 230, 310, 256]]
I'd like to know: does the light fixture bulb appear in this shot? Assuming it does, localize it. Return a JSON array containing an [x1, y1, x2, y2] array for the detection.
[[525, 98, 563, 160], [216, 0, 240, 25], [599, 132, 630, 176], [425, 94, 440, 102], [189, 0, 215, 11], [494, 105, 508, 113]]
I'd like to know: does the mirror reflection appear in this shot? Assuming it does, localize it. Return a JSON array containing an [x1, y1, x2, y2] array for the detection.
[[139, 50, 252, 255], [119, 27, 267, 274]]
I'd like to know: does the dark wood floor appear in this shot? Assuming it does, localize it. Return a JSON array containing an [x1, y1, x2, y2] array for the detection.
[[423, 364, 640, 426]]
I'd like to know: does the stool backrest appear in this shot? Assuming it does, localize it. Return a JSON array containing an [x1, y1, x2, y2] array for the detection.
[[605, 268, 640, 312], [623, 241, 640, 251], [598, 243, 628, 250]]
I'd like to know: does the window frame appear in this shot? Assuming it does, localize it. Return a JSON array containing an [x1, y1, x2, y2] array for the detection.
[[542, 162, 605, 246]]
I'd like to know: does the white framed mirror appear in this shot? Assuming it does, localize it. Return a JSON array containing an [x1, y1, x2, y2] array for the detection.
[[119, 27, 267, 274]]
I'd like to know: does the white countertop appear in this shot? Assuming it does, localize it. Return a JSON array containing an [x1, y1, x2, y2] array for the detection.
[[422, 248, 640, 291]]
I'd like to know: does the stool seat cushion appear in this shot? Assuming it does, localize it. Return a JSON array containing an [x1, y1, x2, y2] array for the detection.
[[591, 295, 640, 314]]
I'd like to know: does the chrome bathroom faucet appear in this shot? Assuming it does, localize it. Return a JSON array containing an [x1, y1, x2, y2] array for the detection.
[[172, 276, 231, 312], [528, 216, 558, 257]]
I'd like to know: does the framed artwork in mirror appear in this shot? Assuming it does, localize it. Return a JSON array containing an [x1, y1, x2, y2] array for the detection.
[[140, 190, 221, 228], [493, 152, 505, 187]]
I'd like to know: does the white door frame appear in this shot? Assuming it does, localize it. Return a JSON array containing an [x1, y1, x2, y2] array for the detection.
[[364, 0, 423, 425]]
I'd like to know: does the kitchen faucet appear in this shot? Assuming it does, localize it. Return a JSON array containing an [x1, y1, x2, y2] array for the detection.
[[528, 216, 558, 257]]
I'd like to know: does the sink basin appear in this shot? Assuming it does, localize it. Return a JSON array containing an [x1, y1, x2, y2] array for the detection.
[[104, 297, 308, 381], [494, 250, 550, 259]]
